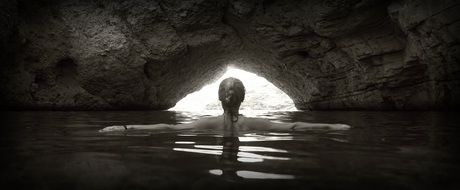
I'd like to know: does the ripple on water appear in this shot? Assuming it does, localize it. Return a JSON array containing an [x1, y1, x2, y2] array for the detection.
[[2, 111, 460, 190]]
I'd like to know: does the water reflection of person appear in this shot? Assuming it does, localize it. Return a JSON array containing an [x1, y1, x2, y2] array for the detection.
[[100, 77, 350, 135], [218, 137, 241, 180]]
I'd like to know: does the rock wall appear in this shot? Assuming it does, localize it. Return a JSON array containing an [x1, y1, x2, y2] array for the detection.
[[0, 0, 459, 110]]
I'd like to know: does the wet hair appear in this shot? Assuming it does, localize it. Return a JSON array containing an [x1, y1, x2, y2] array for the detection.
[[218, 77, 245, 121]]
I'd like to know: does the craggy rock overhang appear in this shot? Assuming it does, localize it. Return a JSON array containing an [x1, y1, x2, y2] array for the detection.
[[1, 0, 459, 110]]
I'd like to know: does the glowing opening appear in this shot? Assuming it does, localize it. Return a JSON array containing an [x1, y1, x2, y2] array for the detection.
[[170, 67, 297, 111]]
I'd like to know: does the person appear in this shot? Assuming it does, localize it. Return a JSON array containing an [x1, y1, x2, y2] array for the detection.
[[100, 77, 350, 136]]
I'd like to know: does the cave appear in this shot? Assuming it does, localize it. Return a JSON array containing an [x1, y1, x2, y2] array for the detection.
[[170, 66, 297, 111], [1, 1, 460, 189], [1, 0, 459, 111]]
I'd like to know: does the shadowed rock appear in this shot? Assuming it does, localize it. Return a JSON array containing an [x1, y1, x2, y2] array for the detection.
[[0, 0, 459, 110]]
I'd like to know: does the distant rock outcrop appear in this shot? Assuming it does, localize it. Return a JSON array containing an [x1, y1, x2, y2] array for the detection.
[[1, 0, 459, 110]]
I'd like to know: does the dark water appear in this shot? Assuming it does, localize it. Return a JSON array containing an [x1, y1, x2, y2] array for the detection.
[[1, 111, 459, 190]]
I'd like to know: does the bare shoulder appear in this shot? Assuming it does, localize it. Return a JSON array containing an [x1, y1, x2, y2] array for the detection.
[[195, 116, 221, 123], [192, 116, 222, 130], [239, 117, 272, 130], [241, 117, 271, 124]]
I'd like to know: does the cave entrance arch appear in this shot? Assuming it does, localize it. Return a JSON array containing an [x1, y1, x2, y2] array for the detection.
[[169, 66, 297, 112]]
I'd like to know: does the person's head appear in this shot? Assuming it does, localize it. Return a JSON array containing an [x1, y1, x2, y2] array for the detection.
[[218, 77, 245, 114]]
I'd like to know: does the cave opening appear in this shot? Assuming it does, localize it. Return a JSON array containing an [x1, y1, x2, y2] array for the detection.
[[169, 66, 297, 112]]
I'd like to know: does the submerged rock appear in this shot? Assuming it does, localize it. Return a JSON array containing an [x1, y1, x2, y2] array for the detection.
[[0, 0, 459, 110]]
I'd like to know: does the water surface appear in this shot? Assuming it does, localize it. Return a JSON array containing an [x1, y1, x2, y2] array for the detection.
[[1, 111, 459, 189]]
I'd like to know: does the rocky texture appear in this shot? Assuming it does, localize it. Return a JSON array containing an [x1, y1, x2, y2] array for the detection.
[[1, 0, 459, 110]]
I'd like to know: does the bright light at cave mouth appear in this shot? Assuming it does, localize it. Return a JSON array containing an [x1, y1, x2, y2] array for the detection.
[[169, 67, 297, 112]]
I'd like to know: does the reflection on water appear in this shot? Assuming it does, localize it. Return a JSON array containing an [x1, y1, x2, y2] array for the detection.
[[239, 146, 287, 153], [204, 136, 293, 179], [209, 169, 295, 179], [173, 147, 222, 155], [174, 141, 195, 144], [209, 169, 224, 175], [237, 157, 263, 163], [194, 145, 223, 149], [238, 135, 294, 142], [174, 136, 291, 167], [1, 111, 460, 189], [236, 171, 295, 179]]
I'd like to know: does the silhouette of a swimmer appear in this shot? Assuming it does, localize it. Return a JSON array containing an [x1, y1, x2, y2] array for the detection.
[[100, 77, 350, 136]]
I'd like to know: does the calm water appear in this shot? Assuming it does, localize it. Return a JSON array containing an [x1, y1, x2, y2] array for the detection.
[[1, 111, 459, 190]]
